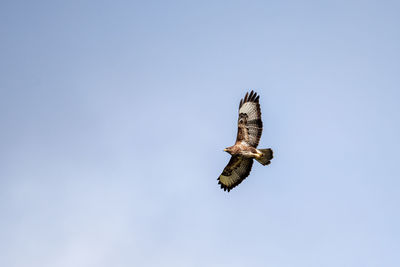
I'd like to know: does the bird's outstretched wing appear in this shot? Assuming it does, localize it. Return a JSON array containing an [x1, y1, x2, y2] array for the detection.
[[236, 90, 263, 148], [218, 156, 254, 192]]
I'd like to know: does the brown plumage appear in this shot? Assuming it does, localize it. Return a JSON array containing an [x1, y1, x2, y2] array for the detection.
[[218, 90, 273, 192]]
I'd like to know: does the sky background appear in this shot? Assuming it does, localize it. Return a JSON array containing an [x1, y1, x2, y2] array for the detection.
[[1, 0, 400, 266]]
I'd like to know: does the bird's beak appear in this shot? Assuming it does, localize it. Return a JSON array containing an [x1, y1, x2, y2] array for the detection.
[[223, 148, 227, 152]]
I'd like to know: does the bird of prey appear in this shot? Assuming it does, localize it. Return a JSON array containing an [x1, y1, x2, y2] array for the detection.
[[218, 90, 273, 192]]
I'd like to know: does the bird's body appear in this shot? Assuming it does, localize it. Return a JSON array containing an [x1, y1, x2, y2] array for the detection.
[[218, 90, 273, 192], [224, 143, 261, 158]]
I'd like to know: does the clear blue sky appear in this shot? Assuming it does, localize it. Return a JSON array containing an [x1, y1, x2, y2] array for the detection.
[[1, 1, 400, 266]]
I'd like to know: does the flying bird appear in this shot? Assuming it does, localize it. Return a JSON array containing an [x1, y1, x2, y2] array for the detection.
[[218, 90, 273, 192]]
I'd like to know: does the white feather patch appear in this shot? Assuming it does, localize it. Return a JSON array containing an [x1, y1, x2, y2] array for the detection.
[[239, 102, 259, 120]]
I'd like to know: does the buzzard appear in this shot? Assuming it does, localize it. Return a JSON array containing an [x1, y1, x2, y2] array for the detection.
[[218, 90, 273, 192]]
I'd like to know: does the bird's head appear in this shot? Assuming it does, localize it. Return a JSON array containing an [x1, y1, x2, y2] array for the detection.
[[224, 147, 233, 155]]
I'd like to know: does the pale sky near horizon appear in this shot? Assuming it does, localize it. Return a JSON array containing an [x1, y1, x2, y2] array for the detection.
[[1, 1, 400, 266]]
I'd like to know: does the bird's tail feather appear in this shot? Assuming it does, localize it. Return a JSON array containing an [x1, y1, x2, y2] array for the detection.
[[255, 148, 273, 166]]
